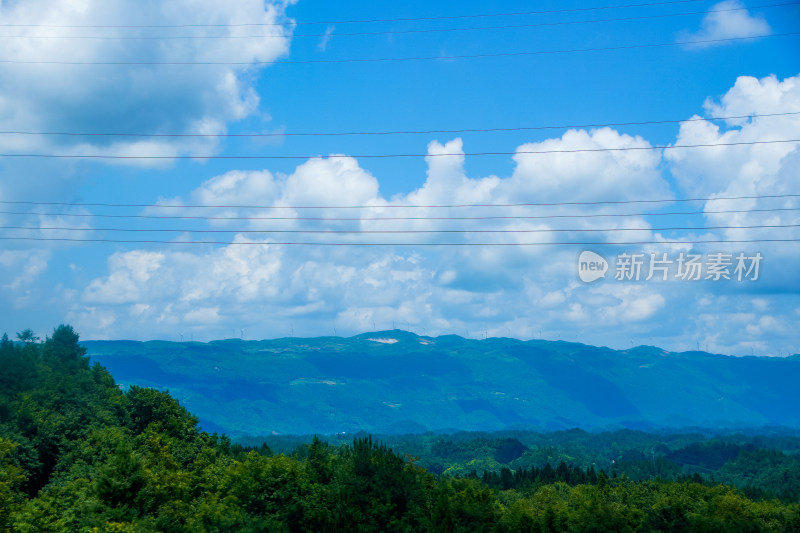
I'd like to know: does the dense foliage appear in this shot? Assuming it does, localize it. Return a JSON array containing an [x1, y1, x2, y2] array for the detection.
[[251, 428, 800, 503], [1, 326, 799, 532]]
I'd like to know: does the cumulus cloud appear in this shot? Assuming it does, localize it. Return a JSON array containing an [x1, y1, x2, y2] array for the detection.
[[665, 73, 800, 266], [52, 73, 800, 356], [0, 0, 297, 261], [283, 156, 381, 208], [84, 250, 166, 304], [74, 238, 429, 339], [680, 0, 772, 47], [506, 128, 669, 202], [151, 156, 384, 239], [71, 128, 676, 343], [0, 0, 295, 161], [493, 128, 670, 248], [192, 170, 281, 208]]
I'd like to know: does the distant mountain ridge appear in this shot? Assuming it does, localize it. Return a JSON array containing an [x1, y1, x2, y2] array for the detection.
[[82, 331, 800, 436]]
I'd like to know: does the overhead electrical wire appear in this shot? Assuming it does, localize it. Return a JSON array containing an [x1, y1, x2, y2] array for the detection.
[[2, 207, 797, 222], [1, 138, 797, 160], [0, 32, 794, 66], [1, 2, 795, 40], [0, 7, 793, 251], [3, 223, 798, 234], [2, 193, 798, 210], [0, 236, 796, 246], [0, 0, 719, 28], [1, 111, 796, 139]]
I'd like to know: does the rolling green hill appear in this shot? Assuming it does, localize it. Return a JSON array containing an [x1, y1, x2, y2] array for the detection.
[[3, 326, 800, 531], [83, 331, 800, 436]]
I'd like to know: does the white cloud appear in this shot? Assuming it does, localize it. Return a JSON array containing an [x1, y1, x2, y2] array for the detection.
[[317, 26, 335, 52], [0, 249, 54, 311], [152, 156, 384, 237], [415, 139, 494, 202], [65, 306, 117, 339], [564, 283, 666, 324], [84, 250, 166, 304], [184, 307, 221, 324], [690, 294, 795, 355], [665, 73, 800, 265], [0, 0, 294, 162], [680, 0, 772, 47], [71, 129, 675, 342], [282, 156, 381, 208], [193, 170, 280, 207], [0, 249, 50, 290], [55, 74, 800, 357], [506, 128, 668, 202], [705, 72, 799, 119]]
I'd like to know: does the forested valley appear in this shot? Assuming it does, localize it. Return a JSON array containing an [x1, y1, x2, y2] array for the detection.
[[1, 326, 799, 532]]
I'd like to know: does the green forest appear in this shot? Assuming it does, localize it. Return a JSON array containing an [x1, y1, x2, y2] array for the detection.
[[1, 326, 800, 532], [249, 427, 800, 503]]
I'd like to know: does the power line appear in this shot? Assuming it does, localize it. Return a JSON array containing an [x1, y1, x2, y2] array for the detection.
[[2, 207, 797, 222], [2, 193, 797, 210], [0, 0, 715, 28], [1, 32, 793, 66], [3, 223, 797, 234], [1, 111, 796, 139], [0, 236, 797, 246], [0, 138, 797, 160], [2, 3, 793, 39]]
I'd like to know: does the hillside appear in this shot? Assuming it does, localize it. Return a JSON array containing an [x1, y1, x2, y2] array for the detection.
[[4, 326, 800, 532], [83, 331, 800, 436]]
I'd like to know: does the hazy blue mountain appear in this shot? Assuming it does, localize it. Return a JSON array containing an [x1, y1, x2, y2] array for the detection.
[[82, 331, 800, 436]]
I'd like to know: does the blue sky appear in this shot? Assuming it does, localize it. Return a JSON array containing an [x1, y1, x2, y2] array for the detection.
[[0, 0, 798, 355]]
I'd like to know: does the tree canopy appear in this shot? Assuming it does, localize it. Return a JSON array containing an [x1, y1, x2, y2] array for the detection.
[[0, 325, 798, 532]]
